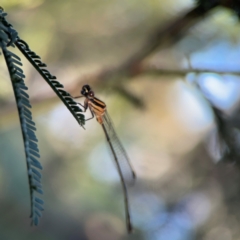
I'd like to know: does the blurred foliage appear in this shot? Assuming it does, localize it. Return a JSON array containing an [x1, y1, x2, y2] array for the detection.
[[196, 0, 219, 9], [2, 1, 240, 240], [0, 0, 44, 9]]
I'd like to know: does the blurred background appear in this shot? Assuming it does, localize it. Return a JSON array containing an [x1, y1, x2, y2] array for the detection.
[[1, 0, 240, 239]]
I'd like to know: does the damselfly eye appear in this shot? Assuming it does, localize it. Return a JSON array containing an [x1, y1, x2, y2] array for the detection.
[[83, 84, 91, 91], [81, 85, 91, 96]]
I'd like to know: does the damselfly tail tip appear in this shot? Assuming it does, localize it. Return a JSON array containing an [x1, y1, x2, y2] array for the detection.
[[127, 222, 134, 234], [132, 170, 137, 180]]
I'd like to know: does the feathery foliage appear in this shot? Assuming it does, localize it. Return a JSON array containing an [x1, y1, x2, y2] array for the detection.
[[15, 39, 85, 128], [0, 7, 85, 226], [0, 15, 44, 225]]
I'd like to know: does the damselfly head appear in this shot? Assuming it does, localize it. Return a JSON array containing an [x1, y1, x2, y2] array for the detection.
[[81, 85, 95, 98], [81, 85, 91, 96]]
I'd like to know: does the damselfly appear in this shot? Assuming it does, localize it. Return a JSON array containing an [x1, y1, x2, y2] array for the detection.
[[73, 85, 136, 233]]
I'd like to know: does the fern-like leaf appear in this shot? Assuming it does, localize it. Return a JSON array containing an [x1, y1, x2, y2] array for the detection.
[[15, 39, 85, 127], [0, 7, 85, 226], [0, 40, 44, 225], [0, 8, 84, 128], [0, 8, 18, 47]]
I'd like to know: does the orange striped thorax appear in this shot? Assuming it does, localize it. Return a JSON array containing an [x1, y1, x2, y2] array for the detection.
[[81, 85, 106, 124]]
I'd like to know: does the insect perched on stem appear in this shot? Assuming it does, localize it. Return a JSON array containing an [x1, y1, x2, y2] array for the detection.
[[73, 84, 136, 233]]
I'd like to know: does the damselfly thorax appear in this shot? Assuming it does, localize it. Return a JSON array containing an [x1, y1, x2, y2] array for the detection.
[[85, 97, 106, 124]]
